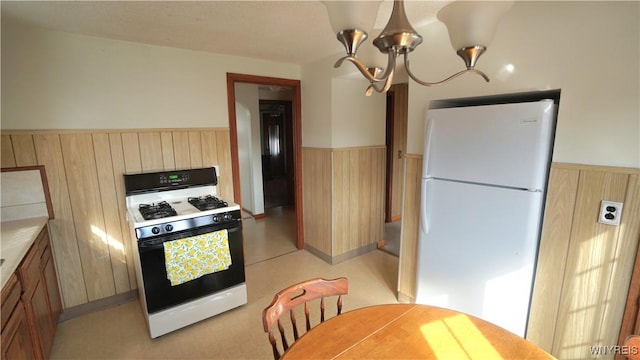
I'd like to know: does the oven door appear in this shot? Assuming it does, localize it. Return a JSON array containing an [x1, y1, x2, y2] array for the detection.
[[137, 220, 245, 314]]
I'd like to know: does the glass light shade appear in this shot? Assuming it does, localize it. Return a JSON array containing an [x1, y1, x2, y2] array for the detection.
[[437, 1, 513, 50], [322, 0, 383, 34]]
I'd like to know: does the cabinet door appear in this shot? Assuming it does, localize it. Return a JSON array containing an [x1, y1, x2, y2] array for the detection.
[[1, 302, 36, 360], [41, 246, 62, 324], [22, 280, 54, 359]]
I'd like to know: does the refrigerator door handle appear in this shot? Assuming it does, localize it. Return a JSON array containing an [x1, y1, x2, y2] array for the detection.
[[420, 179, 429, 235]]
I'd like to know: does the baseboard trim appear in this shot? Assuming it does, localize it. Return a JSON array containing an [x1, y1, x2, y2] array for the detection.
[[303, 245, 332, 264], [304, 243, 377, 265], [331, 243, 377, 264], [397, 292, 414, 304], [241, 207, 265, 219], [59, 290, 137, 323]]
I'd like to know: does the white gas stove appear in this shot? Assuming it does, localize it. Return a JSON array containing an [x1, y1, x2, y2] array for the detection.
[[124, 167, 246, 338]]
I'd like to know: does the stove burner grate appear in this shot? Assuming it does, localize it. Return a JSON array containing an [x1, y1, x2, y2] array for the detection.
[[188, 195, 228, 211], [139, 201, 177, 220]]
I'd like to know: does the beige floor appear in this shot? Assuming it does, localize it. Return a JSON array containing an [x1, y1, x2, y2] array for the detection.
[[243, 205, 298, 266], [50, 207, 400, 359]]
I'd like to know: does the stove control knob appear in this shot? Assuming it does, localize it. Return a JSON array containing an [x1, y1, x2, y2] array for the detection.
[[165, 224, 174, 232], [152, 227, 160, 235], [223, 213, 233, 221], [212, 215, 221, 223]]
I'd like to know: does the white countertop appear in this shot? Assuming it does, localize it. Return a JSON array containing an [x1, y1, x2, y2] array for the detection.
[[1, 216, 49, 289]]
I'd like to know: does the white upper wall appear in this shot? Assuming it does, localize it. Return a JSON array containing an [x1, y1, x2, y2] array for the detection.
[[301, 54, 386, 148], [234, 83, 264, 215], [300, 55, 335, 148], [1, 18, 300, 129], [3, 1, 638, 165], [405, 1, 639, 168], [331, 78, 386, 148]]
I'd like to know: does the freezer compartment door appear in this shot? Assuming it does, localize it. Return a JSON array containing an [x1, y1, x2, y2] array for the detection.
[[416, 179, 544, 337], [423, 100, 555, 190]]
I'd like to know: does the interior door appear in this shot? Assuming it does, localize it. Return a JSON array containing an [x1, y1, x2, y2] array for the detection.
[[261, 112, 285, 179], [260, 100, 294, 209]]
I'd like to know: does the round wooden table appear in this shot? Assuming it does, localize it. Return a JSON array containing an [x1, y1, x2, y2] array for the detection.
[[282, 304, 554, 359]]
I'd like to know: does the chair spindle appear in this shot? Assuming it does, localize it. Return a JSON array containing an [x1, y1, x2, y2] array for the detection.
[[262, 277, 349, 360]]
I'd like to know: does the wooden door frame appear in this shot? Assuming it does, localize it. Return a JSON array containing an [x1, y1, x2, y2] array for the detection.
[[384, 90, 395, 223], [226, 73, 304, 249], [384, 83, 407, 223]]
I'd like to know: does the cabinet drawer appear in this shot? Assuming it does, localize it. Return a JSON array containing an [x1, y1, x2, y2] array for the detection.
[[17, 243, 40, 295], [1, 274, 22, 330]]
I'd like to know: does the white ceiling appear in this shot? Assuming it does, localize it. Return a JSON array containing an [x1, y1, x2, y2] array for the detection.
[[1, 0, 448, 65]]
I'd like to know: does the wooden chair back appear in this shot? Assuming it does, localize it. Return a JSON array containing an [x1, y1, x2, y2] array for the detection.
[[262, 277, 349, 359]]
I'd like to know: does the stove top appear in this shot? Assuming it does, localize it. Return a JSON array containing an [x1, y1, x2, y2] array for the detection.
[[138, 201, 178, 220], [188, 195, 228, 211], [126, 190, 240, 227], [124, 167, 240, 228], [131, 193, 236, 221]]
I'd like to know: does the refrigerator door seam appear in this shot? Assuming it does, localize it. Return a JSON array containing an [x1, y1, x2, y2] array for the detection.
[[425, 176, 543, 192]]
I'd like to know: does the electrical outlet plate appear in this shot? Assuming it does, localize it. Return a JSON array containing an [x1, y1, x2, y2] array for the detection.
[[598, 200, 623, 226]]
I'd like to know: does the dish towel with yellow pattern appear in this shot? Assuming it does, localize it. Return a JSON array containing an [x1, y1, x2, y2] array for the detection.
[[163, 229, 232, 286]]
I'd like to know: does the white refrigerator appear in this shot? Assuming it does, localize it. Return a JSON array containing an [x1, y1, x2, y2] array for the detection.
[[415, 100, 556, 337]]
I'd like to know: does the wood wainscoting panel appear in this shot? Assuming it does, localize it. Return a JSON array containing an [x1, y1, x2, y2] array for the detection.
[[332, 148, 348, 255], [2, 128, 233, 310], [332, 147, 385, 257], [215, 130, 234, 201], [160, 132, 176, 170], [302, 148, 332, 255], [172, 131, 191, 170], [397, 154, 422, 302], [188, 131, 204, 169], [92, 133, 132, 295], [109, 133, 138, 289], [33, 134, 88, 308], [121, 132, 142, 174], [526, 166, 580, 350], [60, 133, 117, 301], [138, 132, 164, 173], [11, 134, 38, 167], [1, 135, 17, 168], [613, 174, 640, 359], [552, 167, 632, 359], [200, 130, 218, 171]]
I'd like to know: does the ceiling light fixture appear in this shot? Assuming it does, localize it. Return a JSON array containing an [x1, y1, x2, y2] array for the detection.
[[323, 0, 513, 96]]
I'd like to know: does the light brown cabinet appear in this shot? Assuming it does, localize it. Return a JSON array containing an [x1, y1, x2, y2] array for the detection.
[[1, 225, 61, 360], [41, 246, 62, 324], [2, 301, 34, 360], [1, 275, 35, 359]]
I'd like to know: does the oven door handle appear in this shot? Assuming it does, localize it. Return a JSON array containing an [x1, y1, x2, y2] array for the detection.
[[138, 225, 242, 251]]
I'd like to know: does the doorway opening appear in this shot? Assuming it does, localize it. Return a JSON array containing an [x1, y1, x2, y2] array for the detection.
[[260, 100, 294, 210], [226, 73, 303, 265], [380, 83, 408, 257]]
